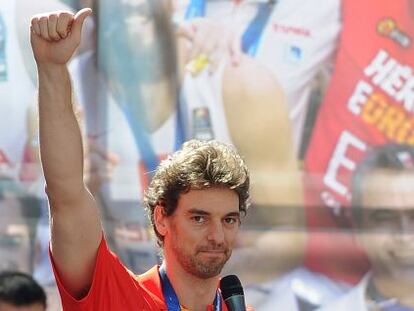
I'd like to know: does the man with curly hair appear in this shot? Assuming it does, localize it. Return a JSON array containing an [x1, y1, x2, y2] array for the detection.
[[30, 8, 253, 310]]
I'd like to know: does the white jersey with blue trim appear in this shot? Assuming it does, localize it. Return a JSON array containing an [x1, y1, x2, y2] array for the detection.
[[316, 274, 370, 311], [174, 0, 341, 153], [70, 51, 177, 201], [180, 61, 232, 144], [0, 0, 35, 179], [245, 266, 350, 311]]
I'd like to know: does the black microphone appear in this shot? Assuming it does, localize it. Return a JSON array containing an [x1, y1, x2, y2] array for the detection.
[[220, 275, 246, 311]]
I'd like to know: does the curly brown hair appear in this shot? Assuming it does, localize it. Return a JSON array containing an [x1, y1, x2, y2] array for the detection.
[[143, 139, 250, 247]]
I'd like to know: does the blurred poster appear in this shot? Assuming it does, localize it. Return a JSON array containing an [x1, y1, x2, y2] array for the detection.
[[304, 1, 414, 283]]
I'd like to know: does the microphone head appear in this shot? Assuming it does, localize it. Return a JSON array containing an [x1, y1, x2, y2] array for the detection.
[[220, 275, 244, 300]]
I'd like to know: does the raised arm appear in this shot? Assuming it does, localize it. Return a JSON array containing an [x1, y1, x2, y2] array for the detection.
[[30, 9, 102, 298]]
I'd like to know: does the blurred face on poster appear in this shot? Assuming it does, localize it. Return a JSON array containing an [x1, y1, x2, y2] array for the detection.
[[99, 0, 176, 131], [356, 169, 414, 280], [122, 0, 156, 47], [99, 0, 160, 76], [0, 190, 31, 272]]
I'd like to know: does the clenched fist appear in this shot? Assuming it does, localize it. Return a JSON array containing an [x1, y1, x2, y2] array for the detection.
[[30, 8, 91, 65]]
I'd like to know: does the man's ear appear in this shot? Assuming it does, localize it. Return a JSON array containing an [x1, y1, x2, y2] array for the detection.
[[154, 204, 168, 237]]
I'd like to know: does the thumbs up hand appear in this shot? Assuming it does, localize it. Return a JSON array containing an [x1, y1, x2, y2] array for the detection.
[[30, 8, 92, 65]]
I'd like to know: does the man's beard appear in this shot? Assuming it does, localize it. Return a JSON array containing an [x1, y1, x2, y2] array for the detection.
[[172, 239, 232, 279]]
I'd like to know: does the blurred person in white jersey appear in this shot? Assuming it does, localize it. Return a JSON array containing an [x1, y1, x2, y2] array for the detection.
[[173, 0, 341, 156]]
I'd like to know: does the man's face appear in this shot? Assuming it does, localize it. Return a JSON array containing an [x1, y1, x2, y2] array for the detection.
[[121, 0, 156, 48], [163, 188, 241, 279], [0, 302, 45, 311], [102, 0, 175, 131], [357, 169, 414, 278], [0, 193, 31, 272], [102, 0, 159, 80]]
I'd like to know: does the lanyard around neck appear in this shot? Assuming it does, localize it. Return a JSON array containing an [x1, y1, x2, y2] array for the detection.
[[159, 265, 222, 311], [185, 0, 276, 56]]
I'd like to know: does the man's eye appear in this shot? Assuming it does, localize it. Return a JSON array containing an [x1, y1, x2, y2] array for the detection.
[[192, 216, 205, 224], [407, 210, 414, 221], [224, 217, 238, 225], [372, 211, 398, 223]]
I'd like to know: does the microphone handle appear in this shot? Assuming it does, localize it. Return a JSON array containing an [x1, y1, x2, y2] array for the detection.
[[224, 295, 246, 311]]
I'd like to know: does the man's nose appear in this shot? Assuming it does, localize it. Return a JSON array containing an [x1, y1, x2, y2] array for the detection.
[[206, 219, 225, 245]]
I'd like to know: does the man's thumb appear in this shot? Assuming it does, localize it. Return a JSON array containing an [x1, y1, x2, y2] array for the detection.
[[72, 8, 92, 38]]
